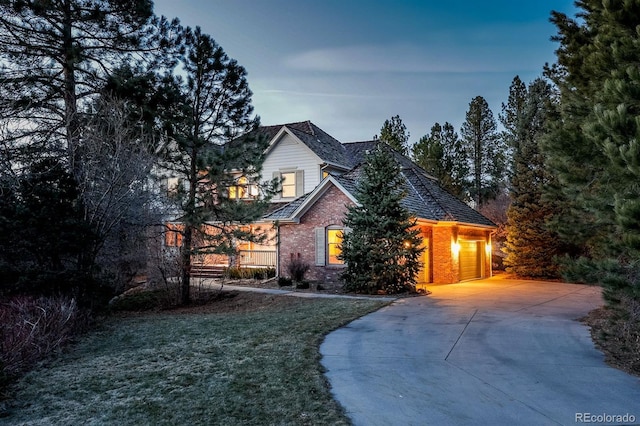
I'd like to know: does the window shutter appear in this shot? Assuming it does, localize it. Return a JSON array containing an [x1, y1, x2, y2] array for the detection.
[[315, 227, 326, 266], [295, 170, 304, 197]]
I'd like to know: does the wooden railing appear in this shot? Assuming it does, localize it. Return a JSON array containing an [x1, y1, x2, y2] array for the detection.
[[238, 250, 276, 267]]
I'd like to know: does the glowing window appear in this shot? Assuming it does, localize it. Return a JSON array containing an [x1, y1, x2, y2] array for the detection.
[[229, 176, 259, 199], [229, 176, 247, 199], [281, 172, 296, 198], [166, 177, 180, 195], [327, 228, 344, 265], [165, 223, 184, 247]]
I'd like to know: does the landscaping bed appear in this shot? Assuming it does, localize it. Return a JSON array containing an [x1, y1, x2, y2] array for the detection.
[[583, 302, 640, 377]]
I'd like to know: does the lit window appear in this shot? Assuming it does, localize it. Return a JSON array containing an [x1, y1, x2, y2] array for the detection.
[[281, 172, 296, 198], [166, 177, 180, 195], [327, 228, 344, 265], [229, 176, 258, 199], [229, 176, 247, 199], [165, 223, 183, 247]]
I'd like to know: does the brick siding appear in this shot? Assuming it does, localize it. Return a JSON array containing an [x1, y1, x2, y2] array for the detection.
[[279, 185, 354, 283]]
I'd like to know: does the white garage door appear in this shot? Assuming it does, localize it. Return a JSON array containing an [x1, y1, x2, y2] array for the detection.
[[459, 240, 483, 281]]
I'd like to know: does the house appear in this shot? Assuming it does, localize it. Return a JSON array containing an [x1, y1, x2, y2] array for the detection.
[[170, 120, 496, 286]]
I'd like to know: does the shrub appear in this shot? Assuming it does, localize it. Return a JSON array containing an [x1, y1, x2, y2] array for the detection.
[[224, 267, 276, 280], [108, 289, 166, 312], [287, 257, 310, 283], [0, 296, 89, 389], [278, 277, 292, 287]]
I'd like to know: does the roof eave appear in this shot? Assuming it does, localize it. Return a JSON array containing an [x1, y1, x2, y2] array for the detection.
[[434, 220, 497, 229]]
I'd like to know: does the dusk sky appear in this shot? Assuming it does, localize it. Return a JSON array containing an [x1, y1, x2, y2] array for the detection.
[[152, 0, 579, 143]]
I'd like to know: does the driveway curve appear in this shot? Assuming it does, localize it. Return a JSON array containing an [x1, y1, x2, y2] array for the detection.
[[320, 277, 640, 426]]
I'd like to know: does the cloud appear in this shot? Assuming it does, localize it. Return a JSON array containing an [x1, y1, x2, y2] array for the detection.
[[284, 23, 555, 74], [285, 43, 540, 74], [258, 89, 378, 99]]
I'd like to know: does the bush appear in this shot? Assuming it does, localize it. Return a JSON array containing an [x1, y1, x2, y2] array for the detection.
[[224, 267, 276, 280], [0, 296, 89, 389], [287, 258, 310, 283], [108, 289, 167, 312], [278, 277, 292, 287]]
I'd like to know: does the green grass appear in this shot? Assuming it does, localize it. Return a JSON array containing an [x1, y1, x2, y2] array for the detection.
[[5, 294, 387, 425]]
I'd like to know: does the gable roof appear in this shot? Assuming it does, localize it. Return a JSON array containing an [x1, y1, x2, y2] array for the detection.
[[264, 121, 353, 169], [265, 139, 495, 228], [263, 175, 359, 223]]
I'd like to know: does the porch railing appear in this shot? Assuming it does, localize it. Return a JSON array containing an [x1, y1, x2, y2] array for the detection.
[[238, 250, 276, 267]]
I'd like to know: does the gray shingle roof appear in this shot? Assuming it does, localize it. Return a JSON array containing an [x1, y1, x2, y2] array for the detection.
[[262, 192, 312, 221], [266, 121, 353, 169], [401, 167, 495, 226], [259, 126, 494, 228]]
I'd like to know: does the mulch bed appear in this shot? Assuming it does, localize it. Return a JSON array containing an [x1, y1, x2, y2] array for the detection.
[[582, 306, 640, 377]]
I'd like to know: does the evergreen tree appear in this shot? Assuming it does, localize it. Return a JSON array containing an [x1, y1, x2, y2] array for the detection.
[[499, 76, 527, 175], [376, 115, 410, 155], [545, 0, 640, 300], [0, 158, 98, 301], [412, 122, 468, 200], [0, 0, 176, 302], [340, 145, 423, 294], [0, 0, 173, 175], [460, 96, 505, 207], [161, 27, 275, 304], [501, 77, 563, 278]]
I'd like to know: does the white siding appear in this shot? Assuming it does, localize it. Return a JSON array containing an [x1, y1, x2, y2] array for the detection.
[[262, 132, 323, 201]]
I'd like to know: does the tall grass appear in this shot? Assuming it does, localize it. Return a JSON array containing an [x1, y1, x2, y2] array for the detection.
[[6, 294, 387, 425], [0, 296, 88, 388]]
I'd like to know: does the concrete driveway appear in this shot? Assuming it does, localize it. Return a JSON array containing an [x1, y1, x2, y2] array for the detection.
[[320, 276, 640, 425]]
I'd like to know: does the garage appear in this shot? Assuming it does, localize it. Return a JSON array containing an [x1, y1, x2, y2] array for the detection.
[[459, 240, 484, 281]]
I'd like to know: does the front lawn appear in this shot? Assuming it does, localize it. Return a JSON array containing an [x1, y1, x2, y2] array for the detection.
[[5, 292, 388, 425]]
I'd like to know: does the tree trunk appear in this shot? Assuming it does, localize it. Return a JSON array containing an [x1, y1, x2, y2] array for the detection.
[[62, 2, 80, 180], [180, 146, 199, 305], [181, 224, 192, 305]]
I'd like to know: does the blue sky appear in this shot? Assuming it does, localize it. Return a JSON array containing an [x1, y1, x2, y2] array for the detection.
[[152, 0, 578, 143]]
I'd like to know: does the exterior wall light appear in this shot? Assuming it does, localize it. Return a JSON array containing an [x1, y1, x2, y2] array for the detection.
[[451, 241, 460, 256]]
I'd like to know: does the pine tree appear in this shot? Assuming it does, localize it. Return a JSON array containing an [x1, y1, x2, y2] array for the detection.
[[340, 145, 423, 294], [501, 77, 564, 278], [161, 27, 275, 304], [0, 158, 97, 299], [0, 1, 175, 301], [412, 122, 468, 200], [376, 115, 410, 155], [460, 96, 505, 207], [545, 0, 640, 299], [0, 0, 173, 176]]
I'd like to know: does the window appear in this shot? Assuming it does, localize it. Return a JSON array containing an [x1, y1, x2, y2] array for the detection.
[[229, 176, 259, 200], [166, 177, 180, 196], [281, 172, 296, 198], [327, 228, 344, 265], [165, 223, 184, 247], [315, 226, 346, 266], [274, 170, 304, 199]]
